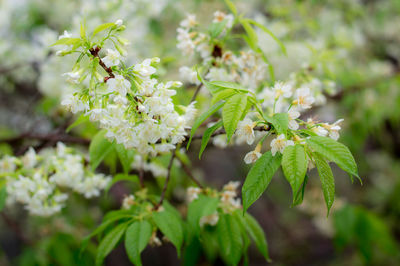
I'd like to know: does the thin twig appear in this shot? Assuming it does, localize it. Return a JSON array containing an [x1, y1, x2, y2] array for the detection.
[[190, 82, 203, 102], [89, 47, 115, 81], [176, 156, 204, 188], [155, 147, 177, 209], [138, 167, 145, 188]]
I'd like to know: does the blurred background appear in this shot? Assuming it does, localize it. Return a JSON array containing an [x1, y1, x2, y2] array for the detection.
[[1, 0, 400, 265]]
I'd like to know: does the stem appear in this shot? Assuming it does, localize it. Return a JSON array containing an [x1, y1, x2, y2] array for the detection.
[[155, 147, 177, 209], [89, 47, 115, 81], [176, 156, 204, 188], [138, 167, 145, 189]]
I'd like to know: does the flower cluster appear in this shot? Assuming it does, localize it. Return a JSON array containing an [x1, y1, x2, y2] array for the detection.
[[59, 21, 197, 156], [1, 143, 110, 216]]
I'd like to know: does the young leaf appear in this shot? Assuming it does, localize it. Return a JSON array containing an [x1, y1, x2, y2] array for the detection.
[[222, 94, 248, 142], [208, 81, 248, 93], [153, 207, 184, 256], [240, 19, 258, 51], [92, 23, 116, 37], [224, 0, 238, 16], [66, 114, 90, 132], [51, 37, 81, 46], [265, 113, 289, 135], [187, 195, 219, 234], [306, 136, 359, 178], [242, 151, 282, 212], [89, 130, 115, 170], [95, 222, 128, 266], [115, 144, 135, 174], [0, 186, 7, 211], [314, 154, 335, 215], [209, 20, 228, 38], [125, 220, 152, 266], [199, 120, 223, 159], [187, 102, 224, 149], [282, 144, 307, 199], [211, 89, 237, 105], [216, 214, 243, 266]]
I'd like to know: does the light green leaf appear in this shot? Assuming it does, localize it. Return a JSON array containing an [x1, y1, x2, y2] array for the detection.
[[196, 70, 223, 94], [246, 19, 287, 55], [153, 207, 184, 256], [51, 37, 81, 46], [187, 102, 224, 149], [240, 19, 258, 51], [242, 151, 282, 212], [125, 220, 152, 266], [265, 113, 289, 135], [306, 136, 359, 178], [282, 144, 308, 199], [95, 222, 128, 266], [208, 81, 248, 93], [314, 153, 335, 215], [66, 114, 90, 133], [199, 120, 223, 159], [211, 89, 237, 105], [209, 20, 228, 38], [0, 186, 7, 211], [222, 94, 248, 142], [115, 144, 135, 174], [89, 130, 115, 170], [224, 0, 238, 16], [216, 214, 243, 266], [92, 23, 116, 37], [105, 174, 139, 194], [187, 195, 219, 234]]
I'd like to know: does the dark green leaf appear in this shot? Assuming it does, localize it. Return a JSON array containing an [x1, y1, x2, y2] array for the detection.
[[216, 214, 243, 265], [0, 186, 7, 211], [89, 130, 114, 170], [125, 220, 152, 266], [187, 195, 219, 235], [222, 94, 248, 142], [282, 144, 308, 199], [199, 120, 223, 159], [95, 222, 128, 266], [314, 153, 335, 215]]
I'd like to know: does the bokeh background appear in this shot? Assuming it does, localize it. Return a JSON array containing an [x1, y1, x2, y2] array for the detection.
[[1, 0, 400, 265]]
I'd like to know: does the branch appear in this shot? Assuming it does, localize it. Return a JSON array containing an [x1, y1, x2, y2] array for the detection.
[[89, 47, 115, 81], [138, 167, 145, 189], [155, 147, 177, 209], [176, 156, 204, 188]]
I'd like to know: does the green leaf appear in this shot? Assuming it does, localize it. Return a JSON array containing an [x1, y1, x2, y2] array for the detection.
[[199, 120, 223, 159], [211, 89, 237, 105], [209, 20, 228, 38], [265, 113, 289, 134], [95, 222, 128, 266], [242, 151, 282, 212], [187, 102, 224, 149], [89, 130, 114, 170], [0, 186, 7, 211], [282, 144, 308, 199], [222, 94, 248, 142], [246, 19, 287, 55], [292, 174, 308, 206], [92, 23, 116, 37], [235, 212, 270, 262], [306, 136, 359, 178], [125, 220, 152, 266], [240, 19, 258, 51], [51, 37, 81, 46], [314, 154, 335, 215], [187, 195, 219, 235], [216, 214, 243, 266], [115, 144, 135, 174], [153, 207, 184, 256], [224, 0, 238, 16], [105, 174, 139, 194], [196, 70, 223, 94], [66, 114, 90, 133], [208, 81, 248, 93]]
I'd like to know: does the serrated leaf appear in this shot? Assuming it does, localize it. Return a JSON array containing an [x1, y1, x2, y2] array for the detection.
[[246, 19, 287, 55], [211, 89, 237, 105], [209, 20, 228, 38], [199, 120, 223, 159], [306, 136, 359, 178], [282, 144, 307, 199], [292, 174, 308, 206], [265, 113, 289, 134], [66, 114, 90, 133], [125, 220, 152, 266], [92, 23, 116, 37], [196, 70, 223, 94], [187, 102, 224, 149], [216, 214, 243, 266], [51, 37, 81, 46], [222, 94, 248, 142], [242, 151, 282, 212], [187, 195, 219, 235], [153, 207, 184, 256], [115, 144, 135, 174], [314, 154, 335, 215], [89, 130, 114, 170], [95, 222, 128, 266], [0, 186, 7, 211]]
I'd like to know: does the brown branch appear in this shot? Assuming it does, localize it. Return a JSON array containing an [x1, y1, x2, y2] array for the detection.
[[138, 167, 145, 189], [155, 147, 177, 209], [89, 47, 115, 81], [176, 156, 204, 188]]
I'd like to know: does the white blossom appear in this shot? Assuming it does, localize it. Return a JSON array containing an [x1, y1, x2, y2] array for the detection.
[[270, 134, 294, 156], [107, 75, 131, 96], [102, 49, 121, 68]]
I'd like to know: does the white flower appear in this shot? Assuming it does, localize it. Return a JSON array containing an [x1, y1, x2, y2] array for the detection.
[[179, 66, 200, 85], [133, 58, 156, 78], [180, 14, 197, 29], [115, 19, 123, 26], [223, 181, 240, 192], [177, 28, 195, 55], [270, 134, 294, 156], [122, 194, 135, 209], [213, 11, 234, 28], [58, 30, 71, 39], [293, 87, 315, 109], [61, 94, 88, 114], [62, 71, 80, 84], [244, 150, 262, 164], [273, 81, 292, 99], [322, 119, 343, 140], [107, 75, 130, 96], [102, 49, 121, 68], [200, 212, 219, 227], [311, 126, 328, 137], [236, 118, 256, 145], [21, 148, 37, 168], [288, 109, 300, 130], [187, 187, 202, 202]]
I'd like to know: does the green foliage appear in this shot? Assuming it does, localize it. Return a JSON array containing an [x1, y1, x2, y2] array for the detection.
[[282, 144, 308, 200], [187, 195, 219, 235], [125, 220, 152, 266], [314, 153, 335, 215], [89, 130, 115, 170], [222, 93, 248, 142], [95, 222, 129, 265], [199, 120, 223, 159], [216, 214, 243, 265]]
